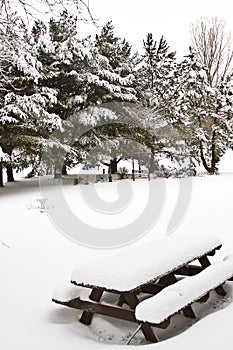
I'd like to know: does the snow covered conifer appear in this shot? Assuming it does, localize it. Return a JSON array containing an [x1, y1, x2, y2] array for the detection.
[[174, 49, 233, 174], [95, 21, 133, 76], [133, 34, 193, 176], [0, 14, 61, 181], [32, 15, 138, 175], [141, 33, 176, 91]]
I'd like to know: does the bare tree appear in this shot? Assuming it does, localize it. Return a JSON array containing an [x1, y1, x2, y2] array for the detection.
[[0, 0, 94, 23], [190, 17, 233, 86], [0, 1, 94, 65]]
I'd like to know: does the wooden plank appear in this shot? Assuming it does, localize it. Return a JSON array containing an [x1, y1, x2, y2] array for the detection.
[[53, 295, 170, 337], [53, 297, 138, 323], [175, 265, 202, 276], [140, 283, 165, 295]]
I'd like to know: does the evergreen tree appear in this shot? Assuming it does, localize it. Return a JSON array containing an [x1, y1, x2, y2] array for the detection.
[[136, 34, 178, 130], [133, 34, 193, 175], [0, 15, 63, 181], [173, 49, 233, 174], [95, 21, 134, 76], [32, 16, 138, 175], [0, 14, 61, 181], [141, 33, 176, 90]]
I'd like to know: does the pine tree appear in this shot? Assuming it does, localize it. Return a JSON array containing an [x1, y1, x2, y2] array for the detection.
[[92, 21, 137, 103], [95, 21, 133, 76], [32, 16, 138, 176], [133, 34, 192, 175], [136, 33, 178, 132], [87, 21, 139, 171], [0, 14, 61, 181], [141, 33, 176, 90], [173, 49, 233, 174]]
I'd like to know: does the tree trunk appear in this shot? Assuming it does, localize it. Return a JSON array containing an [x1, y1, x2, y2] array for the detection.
[[110, 159, 118, 174], [199, 136, 218, 175], [210, 130, 218, 174], [6, 164, 14, 182], [62, 164, 67, 176], [0, 163, 3, 187], [138, 159, 142, 177], [54, 161, 62, 179], [199, 140, 211, 173], [110, 157, 122, 174], [101, 157, 122, 174]]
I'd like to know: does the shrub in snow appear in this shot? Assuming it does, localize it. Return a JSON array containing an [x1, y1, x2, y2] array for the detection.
[[118, 166, 129, 179]]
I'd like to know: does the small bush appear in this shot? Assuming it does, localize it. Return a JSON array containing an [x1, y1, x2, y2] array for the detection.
[[118, 167, 128, 179]]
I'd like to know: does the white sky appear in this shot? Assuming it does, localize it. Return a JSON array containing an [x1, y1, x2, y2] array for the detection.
[[83, 0, 233, 57]]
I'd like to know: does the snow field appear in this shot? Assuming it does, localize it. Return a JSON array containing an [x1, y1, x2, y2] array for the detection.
[[1, 150, 233, 348]]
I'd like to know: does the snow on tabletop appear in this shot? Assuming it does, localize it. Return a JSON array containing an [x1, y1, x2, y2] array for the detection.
[[71, 233, 221, 292], [135, 255, 233, 324]]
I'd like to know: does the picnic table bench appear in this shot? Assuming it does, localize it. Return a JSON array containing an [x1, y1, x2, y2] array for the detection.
[[52, 233, 233, 343]]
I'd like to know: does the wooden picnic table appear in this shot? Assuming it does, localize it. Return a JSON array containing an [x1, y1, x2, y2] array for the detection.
[[52, 233, 233, 343]]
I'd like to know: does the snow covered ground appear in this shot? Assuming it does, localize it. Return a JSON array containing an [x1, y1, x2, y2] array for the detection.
[[1, 151, 233, 349]]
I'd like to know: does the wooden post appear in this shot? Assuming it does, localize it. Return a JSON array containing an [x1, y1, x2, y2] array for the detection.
[[198, 256, 211, 268], [0, 162, 3, 187], [159, 273, 177, 286], [182, 305, 196, 318], [132, 158, 135, 181], [79, 288, 103, 325], [123, 293, 158, 343], [117, 295, 125, 306], [198, 256, 226, 296]]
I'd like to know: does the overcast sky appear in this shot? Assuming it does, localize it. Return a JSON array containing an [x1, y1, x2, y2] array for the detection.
[[82, 0, 233, 58]]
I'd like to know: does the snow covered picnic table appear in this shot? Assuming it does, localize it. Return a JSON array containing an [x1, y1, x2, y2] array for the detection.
[[52, 233, 233, 343], [71, 234, 221, 292]]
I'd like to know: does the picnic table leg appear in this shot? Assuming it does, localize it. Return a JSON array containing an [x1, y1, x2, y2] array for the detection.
[[198, 256, 211, 268], [80, 288, 103, 325], [197, 293, 210, 302], [123, 293, 158, 343], [198, 256, 226, 296], [117, 295, 125, 307], [159, 273, 177, 285], [215, 285, 226, 296], [182, 305, 196, 318]]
